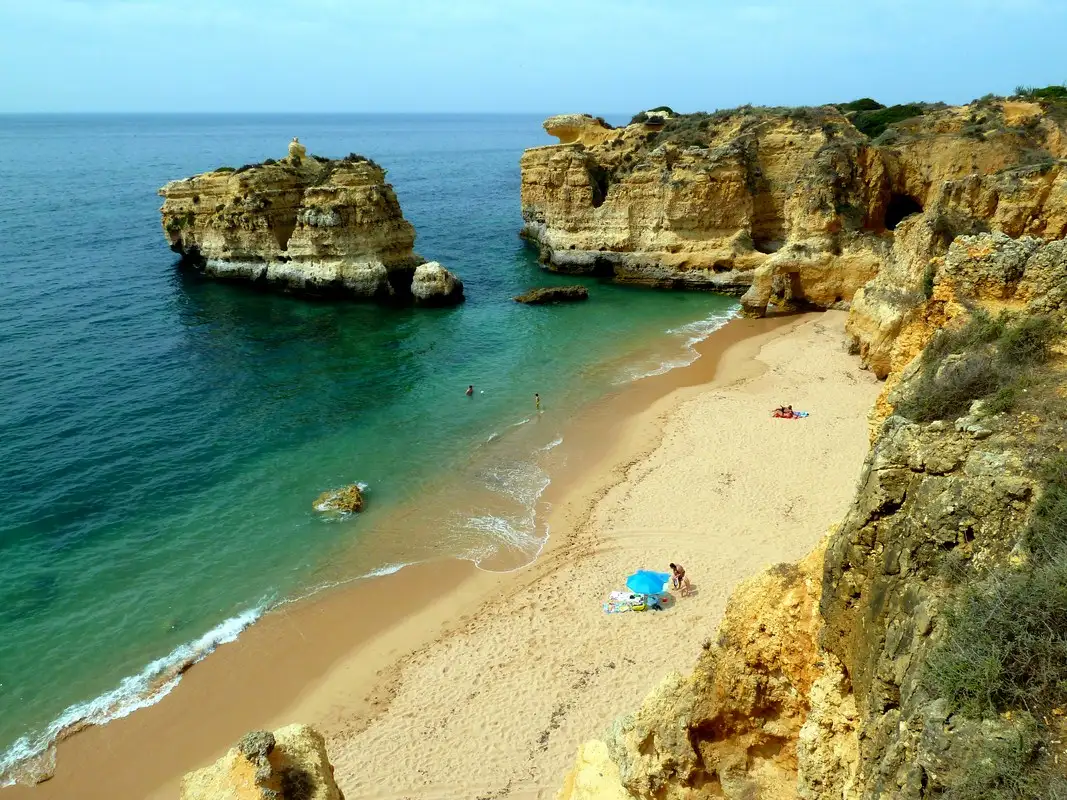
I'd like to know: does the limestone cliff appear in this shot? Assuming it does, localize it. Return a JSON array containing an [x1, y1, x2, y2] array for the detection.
[[520, 98, 1066, 317], [179, 725, 344, 800], [159, 141, 463, 305], [558, 232, 1067, 798]]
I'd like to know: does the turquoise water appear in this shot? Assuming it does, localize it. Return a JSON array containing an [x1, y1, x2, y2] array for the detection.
[[0, 114, 737, 778]]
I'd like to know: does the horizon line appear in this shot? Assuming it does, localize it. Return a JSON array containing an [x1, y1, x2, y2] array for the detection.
[[0, 110, 621, 117]]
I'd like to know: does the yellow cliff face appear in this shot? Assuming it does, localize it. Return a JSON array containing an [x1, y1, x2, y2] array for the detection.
[[520, 101, 1067, 319], [158, 147, 463, 305], [179, 725, 344, 800]]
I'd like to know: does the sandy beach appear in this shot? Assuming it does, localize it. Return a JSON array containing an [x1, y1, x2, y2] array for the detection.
[[309, 311, 880, 799], [5, 311, 880, 800]]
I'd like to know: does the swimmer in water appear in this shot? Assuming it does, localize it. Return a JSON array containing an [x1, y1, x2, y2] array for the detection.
[[466, 385, 474, 397], [535, 393, 541, 411]]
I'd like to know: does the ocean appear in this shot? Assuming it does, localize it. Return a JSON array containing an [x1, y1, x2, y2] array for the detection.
[[0, 113, 738, 781]]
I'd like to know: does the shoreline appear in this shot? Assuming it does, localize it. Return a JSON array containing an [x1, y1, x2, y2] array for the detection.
[[3, 311, 872, 799]]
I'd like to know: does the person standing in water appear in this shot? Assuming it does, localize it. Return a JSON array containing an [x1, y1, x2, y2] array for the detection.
[[534, 393, 541, 411], [466, 385, 474, 397]]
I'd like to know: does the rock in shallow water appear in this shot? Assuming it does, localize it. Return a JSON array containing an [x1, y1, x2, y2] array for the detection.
[[313, 484, 364, 513], [411, 261, 465, 307], [514, 285, 589, 304]]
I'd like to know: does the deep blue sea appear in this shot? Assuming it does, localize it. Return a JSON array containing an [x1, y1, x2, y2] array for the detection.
[[0, 113, 737, 780]]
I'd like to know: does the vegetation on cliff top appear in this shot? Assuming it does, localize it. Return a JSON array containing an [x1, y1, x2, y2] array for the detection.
[[896, 310, 1059, 422], [624, 83, 1067, 143], [211, 152, 383, 177]]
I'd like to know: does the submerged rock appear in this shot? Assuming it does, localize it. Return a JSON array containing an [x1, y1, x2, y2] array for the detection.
[[158, 143, 463, 306], [411, 261, 464, 307], [313, 484, 364, 513], [514, 285, 589, 304], [180, 724, 343, 800]]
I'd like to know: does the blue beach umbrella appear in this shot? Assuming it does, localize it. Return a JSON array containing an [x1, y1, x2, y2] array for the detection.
[[625, 570, 670, 596]]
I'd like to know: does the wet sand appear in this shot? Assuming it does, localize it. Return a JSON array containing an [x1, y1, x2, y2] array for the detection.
[[4, 312, 880, 799]]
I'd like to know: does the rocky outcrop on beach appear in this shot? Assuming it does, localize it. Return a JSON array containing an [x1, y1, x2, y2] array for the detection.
[[313, 484, 365, 513], [514, 285, 589, 304], [520, 97, 1066, 318], [559, 549, 826, 799], [158, 141, 463, 304], [180, 724, 343, 800], [557, 233, 1067, 798]]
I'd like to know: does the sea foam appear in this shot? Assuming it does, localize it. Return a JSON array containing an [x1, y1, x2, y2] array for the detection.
[[0, 605, 264, 787], [624, 305, 741, 382]]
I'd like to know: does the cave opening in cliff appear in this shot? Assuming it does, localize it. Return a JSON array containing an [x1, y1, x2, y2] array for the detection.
[[752, 237, 783, 255], [591, 256, 616, 277], [885, 194, 923, 231], [270, 215, 298, 251], [586, 163, 611, 209]]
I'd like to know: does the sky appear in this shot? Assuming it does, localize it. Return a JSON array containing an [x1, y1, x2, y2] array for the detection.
[[0, 0, 1065, 113]]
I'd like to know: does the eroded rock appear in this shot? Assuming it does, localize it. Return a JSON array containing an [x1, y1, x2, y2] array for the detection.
[[514, 286, 589, 304], [179, 724, 343, 800], [159, 145, 462, 305], [521, 100, 1066, 316], [313, 485, 364, 513], [410, 261, 464, 307]]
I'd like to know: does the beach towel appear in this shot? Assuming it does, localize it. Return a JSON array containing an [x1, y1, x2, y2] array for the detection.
[[604, 591, 652, 613], [772, 410, 809, 419], [603, 599, 646, 613], [604, 591, 668, 613]]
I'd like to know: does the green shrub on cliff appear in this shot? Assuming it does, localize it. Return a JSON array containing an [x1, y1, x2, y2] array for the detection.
[[939, 713, 1067, 800], [922, 263, 936, 299], [928, 557, 1067, 717], [1023, 456, 1067, 564], [850, 103, 927, 138], [897, 311, 1059, 422], [1014, 83, 1067, 102], [342, 153, 383, 170], [836, 98, 885, 112]]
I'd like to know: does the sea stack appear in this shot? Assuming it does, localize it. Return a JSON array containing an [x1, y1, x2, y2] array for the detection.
[[159, 140, 464, 305], [519, 101, 1066, 316]]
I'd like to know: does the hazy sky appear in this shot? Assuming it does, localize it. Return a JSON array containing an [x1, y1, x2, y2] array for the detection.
[[1, 0, 1065, 113]]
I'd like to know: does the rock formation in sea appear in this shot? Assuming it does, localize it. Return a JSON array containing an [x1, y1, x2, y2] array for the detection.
[[556, 229, 1067, 797], [520, 98, 1066, 318], [514, 285, 589, 304], [159, 140, 464, 305], [313, 484, 365, 513], [179, 724, 344, 800]]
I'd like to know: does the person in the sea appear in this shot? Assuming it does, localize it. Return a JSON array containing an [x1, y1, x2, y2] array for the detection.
[[669, 562, 692, 596], [466, 385, 474, 397], [535, 393, 541, 411]]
